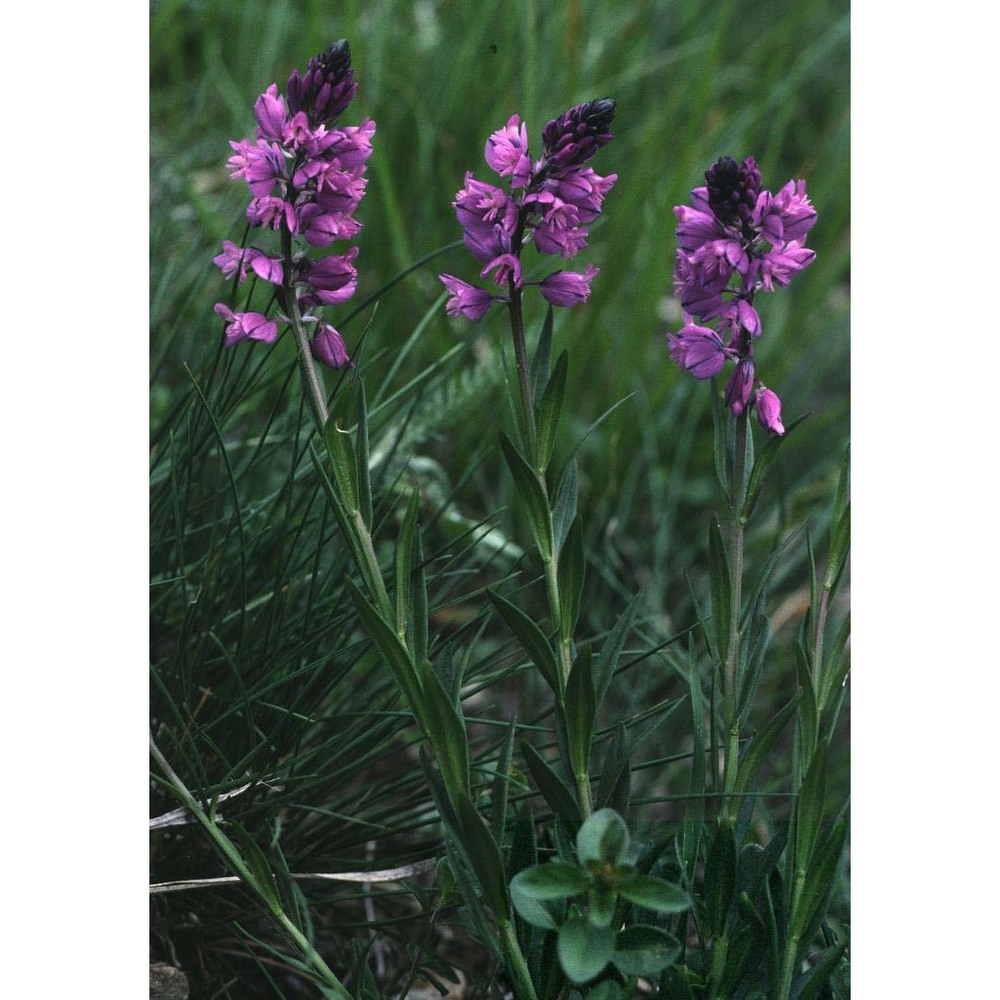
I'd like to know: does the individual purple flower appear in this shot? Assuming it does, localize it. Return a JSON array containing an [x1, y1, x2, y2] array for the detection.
[[485, 115, 532, 188], [440, 99, 616, 319], [667, 323, 729, 379], [667, 155, 816, 431], [213, 41, 373, 362], [439, 275, 497, 321], [311, 323, 352, 369], [539, 265, 599, 308], [755, 387, 785, 435], [213, 304, 278, 346]]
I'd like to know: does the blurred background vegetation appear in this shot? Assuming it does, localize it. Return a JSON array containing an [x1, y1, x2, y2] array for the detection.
[[150, 0, 848, 992]]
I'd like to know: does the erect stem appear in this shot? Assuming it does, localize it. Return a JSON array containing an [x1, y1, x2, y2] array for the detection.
[[507, 282, 538, 448], [281, 226, 329, 431], [722, 411, 749, 818]]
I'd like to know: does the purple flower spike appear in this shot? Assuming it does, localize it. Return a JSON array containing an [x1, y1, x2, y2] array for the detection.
[[213, 41, 373, 361], [668, 155, 817, 427], [755, 387, 785, 435], [440, 99, 615, 321], [440, 275, 497, 321]]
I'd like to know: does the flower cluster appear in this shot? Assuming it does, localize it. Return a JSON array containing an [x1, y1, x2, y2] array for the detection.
[[667, 156, 816, 434], [439, 100, 618, 320], [212, 40, 374, 368]]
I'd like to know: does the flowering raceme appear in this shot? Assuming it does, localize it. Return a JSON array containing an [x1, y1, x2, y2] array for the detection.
[[212, 40, 374, 368], [439, 100, 617, 320], [667, 156, 817, 434]]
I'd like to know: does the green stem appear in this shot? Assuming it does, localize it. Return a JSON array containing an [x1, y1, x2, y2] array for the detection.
[[499, 917, 539, 1000], [507, 284, 589, 817], [722, 412, 749, 819], [281, 227, 329, 431]]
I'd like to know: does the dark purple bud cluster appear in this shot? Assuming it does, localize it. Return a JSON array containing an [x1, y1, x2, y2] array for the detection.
[[705, 155, 762, 227], [286, 39, 358, 128], [540, 98, 616, 176]]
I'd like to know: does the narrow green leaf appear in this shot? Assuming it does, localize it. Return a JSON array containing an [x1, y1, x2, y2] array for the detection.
[[742, 413, 808, 520], [421, 664, 470, 798], [355, 379, 373, 528], [825, 501, 851, 595], [792, 814, 848, 943], [344, 577, 424, 721], [594, 590, 640, 708], [794, 645, 819, 779], [499, 431, 553, 561], [708, 518, 732, 667], [819, 612, 851, 715], [489, 590, 561, 696], [595, 722, 631, 813], [491, 715, 518, 845], [551, 457, 578, 554], [394, 490, 419, 638], [565, 647, 596, 778], [537, 349, 568, 472], [794, 737, 829, 873], [832, 444, 850, 529], [612, 924, 682, 977], [530, 304, 554, 406], [456, 793, 510, 920], [710, 382, 729, 495], [411, 527, 428, 667], [557, 909, 615, 984], [324, 417, 359, 516], [791, 934, 850, 1000], [682, 641, 707, 880], [521, 740, 583, 831], [732, 691, 802, 799], [737, 598, 770, 729], [557, 515, 585, 643], [704, 820, 737, 937], [616, 874, 690, 914]]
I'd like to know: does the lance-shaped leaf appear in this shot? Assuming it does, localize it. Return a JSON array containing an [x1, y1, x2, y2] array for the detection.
[[732, 690, 802, 799], [324, 417, 360, 517], [499, 431, 553, 561], [521, 740, 582, 830], [742, 413, 807, 520], [421, 663, 470, 798], [825, 501, 851, 597], [793, 737, 828, 873], [593, 590, 640, 708], [491, 715, 518, 844], [456, 793, 509, 920], [537, 349, 568, 473], [551, 457, 578, 555], [488, 590, 561, 696], [595, 722, 631, 814], [794, 645, 819, 777], [791, 813, 848, 944], [576, 808, 629, 869], [557, 514, 585, 642], [708, 517, 733, 667], [565, 646, 596, 779], [395, 490, 420, 638], [345, 576, 425, 721], [355, 380, 373, 528], [530, 305, 555, 406], [704, 819, 737, 937]]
